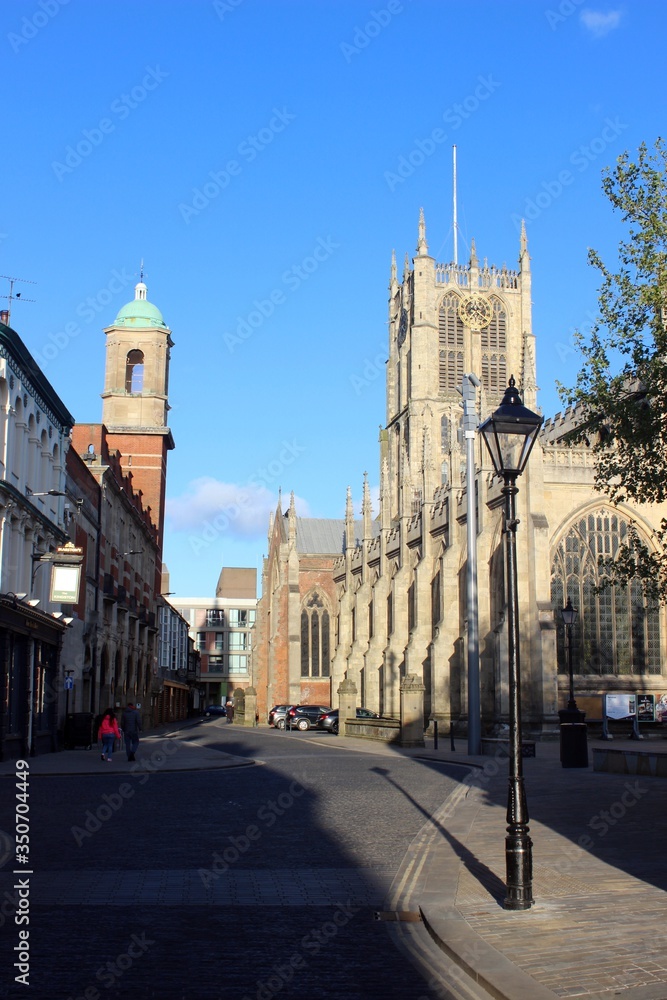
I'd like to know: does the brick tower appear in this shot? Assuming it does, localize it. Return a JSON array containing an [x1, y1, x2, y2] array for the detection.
[[100, 278, 175, 546]]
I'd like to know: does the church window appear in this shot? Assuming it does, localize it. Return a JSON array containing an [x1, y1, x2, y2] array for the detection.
[[387, 591, 393, 635], [480, 299, 507, 400], [408, 582, 416, 632], [438, 294, 464, 392], [369, 600, 374, 639], [550, 509, 661, 676], [441, 415, 450, 453], [125, 350, 144, 393], [431, 570, 441, 636], [300, 592, 331, 678]]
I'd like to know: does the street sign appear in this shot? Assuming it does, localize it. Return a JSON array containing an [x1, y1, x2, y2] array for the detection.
[[64, 677, 74, 690]]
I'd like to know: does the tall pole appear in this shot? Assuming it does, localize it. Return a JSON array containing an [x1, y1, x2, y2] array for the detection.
[[502, 475, 533, 910], [452, 145, 458, 265], [462, 373, 481, 755], [567, 622, 575, 711]]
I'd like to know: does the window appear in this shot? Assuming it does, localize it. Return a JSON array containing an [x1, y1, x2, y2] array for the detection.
[[125, 350, 144, 393], [387, 591, 393, 635], [206, 609, 225, 626], [228, 632, 250, 650], [439, 294, 464, 392], [408, 582, 416, 632], [196, 632, 206, 651], [228, 609, 256, 627], [300, 592, 331, 678], [431, 571, 441, 636], [480, 299, 507, 400], [226, 655, 249, 675], [213, 633, 224, 651], [550, 509, 661, 675]]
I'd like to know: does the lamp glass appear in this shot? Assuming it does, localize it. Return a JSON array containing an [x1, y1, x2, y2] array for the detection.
[[561, 598, 578, 627], [479, 377, 543, 477]]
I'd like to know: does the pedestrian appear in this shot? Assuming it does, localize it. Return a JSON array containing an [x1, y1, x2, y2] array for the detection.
[[121, 702, 142, 761], [225, 699, 234, 724], [98, 708, 121, 762]]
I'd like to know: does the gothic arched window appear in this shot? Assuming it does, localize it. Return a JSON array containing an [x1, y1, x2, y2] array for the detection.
[[480, 298, 507, 400], [125, 350, 144, 393], [300, 592, 330, 678], [439, 294, 464, 392], [550, 509, 661, 676]]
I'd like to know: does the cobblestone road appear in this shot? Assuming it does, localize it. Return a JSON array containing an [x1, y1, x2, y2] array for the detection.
[[0, 725, 468, 1000]]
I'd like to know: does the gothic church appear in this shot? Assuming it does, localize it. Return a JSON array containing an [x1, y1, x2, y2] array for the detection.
[[254, 212, 667, 733]]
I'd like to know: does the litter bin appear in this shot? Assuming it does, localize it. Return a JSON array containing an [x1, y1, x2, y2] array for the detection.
[[559, 708, 589, 768], [64, 712, 94, 750]]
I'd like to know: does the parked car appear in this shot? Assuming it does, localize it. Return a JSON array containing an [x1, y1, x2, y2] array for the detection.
[[317, 707, 379, 735], [286, 705, 333, 731], [268, 705, 293, 728], [204, 704, 227, 718]]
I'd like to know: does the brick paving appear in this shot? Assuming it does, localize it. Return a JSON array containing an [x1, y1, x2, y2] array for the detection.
[[3, 722, 667, 999], [0, 721, 465, 1000], [413, 738, 667, 1000]]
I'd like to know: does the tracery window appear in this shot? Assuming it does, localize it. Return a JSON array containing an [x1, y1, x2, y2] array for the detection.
[[438, 294, 464, 392], [550, 509, 661, 675], [480, 299, 507, 399], [300, 592, 330, 678]]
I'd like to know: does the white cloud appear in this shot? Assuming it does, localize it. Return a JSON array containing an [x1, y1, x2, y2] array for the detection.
[[580, 9, 622, 37], [166, 477, 311, 540]]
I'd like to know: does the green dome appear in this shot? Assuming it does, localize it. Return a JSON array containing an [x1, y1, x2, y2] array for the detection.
[[114, 282, 167, 328]]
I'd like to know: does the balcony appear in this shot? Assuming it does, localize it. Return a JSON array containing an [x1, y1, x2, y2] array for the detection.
[[103, 574, 116, 601]]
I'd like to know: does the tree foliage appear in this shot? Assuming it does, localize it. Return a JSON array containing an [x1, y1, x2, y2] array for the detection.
[[560, 138, 667, 601]]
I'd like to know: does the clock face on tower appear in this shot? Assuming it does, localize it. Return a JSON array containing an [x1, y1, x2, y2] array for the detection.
[[459, 295, 492, 330], [398, 308, 408, 346]]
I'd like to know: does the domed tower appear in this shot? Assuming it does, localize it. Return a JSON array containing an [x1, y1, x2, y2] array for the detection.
[[101, 279, 175, 544]]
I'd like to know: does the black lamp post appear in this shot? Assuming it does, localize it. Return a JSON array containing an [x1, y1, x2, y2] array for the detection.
[[561, 599, 578, 712], [479, 376, 543, 912], [558, 598, 588, 767]]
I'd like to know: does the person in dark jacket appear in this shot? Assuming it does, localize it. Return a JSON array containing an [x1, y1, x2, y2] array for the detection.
[[121, 702, 142, 761]]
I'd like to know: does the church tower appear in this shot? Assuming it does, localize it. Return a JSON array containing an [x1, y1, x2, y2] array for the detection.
[[101, 278, 175, 545], [384, 210, 536, 521]]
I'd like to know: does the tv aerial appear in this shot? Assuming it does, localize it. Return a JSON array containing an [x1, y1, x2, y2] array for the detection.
[[0, 275, 37, 326]]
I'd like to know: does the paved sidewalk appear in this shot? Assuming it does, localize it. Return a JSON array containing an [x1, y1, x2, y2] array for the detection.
[[0, 718, 255, 775], [402, 736, 667, 1000]]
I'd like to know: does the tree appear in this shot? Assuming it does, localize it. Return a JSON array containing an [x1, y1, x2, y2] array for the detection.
[[560, 138, 667, 601]]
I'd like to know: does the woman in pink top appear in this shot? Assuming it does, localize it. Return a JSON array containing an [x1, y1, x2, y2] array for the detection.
[[98, 709, 121, 762]]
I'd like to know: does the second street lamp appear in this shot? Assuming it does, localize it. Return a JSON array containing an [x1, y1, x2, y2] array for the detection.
[[559, 597, 589, 768], [479, 376, 543, 911], [561, 598, 578, 712]]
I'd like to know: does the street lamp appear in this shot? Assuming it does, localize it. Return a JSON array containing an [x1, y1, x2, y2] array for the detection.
[[558, 598, 589, 768], [479, 376, 543, 912], [561, 598, 579, 712]]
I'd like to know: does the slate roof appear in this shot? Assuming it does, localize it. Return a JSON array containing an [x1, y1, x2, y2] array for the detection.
[[294, 517, 380, 554]]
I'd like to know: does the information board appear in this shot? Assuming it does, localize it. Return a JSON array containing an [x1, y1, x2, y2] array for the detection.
[[604, 693, 636, 720]]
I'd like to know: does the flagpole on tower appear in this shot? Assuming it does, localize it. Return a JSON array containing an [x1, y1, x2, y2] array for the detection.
[[452, 145, 458, 265]]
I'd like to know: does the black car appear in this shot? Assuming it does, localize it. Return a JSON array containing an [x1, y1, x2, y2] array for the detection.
[[268, 705, 293, 728], [286, 705, 332, 731], [317, 707, 379, 735], [204, 704, 227, 718]]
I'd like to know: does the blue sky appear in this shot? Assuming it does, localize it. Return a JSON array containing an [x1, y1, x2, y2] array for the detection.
[[2, 0, 664, 596]]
